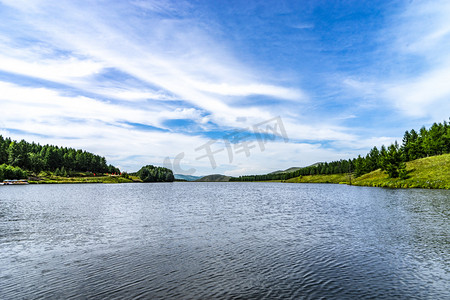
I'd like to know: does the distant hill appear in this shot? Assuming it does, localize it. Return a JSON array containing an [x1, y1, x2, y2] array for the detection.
[[269, 164, 322, 175], [306, 162, 323, 168], [174, 174, 202, 181], [196, 174, 231, 182], [269, 167, 301, 174], [283, 167, 303, 173]]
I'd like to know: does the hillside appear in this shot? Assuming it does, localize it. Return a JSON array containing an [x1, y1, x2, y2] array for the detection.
[[352, 154, 450, 189], [196, 174, 231, 182], [286, 154, 450, 189]]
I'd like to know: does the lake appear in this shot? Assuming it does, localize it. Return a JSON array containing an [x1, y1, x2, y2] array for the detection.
[[0, 183, 449, 299]]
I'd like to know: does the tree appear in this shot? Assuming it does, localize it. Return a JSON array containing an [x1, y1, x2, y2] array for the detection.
[[29, 153, 45, 174], [7, 142, 20, 166], [367, 146, 380, 171], [383, 142, 406, 178], [354, 155, 366, 177], [445, 122, 450, 153], [0, 164, 27, 180], [44, 148, 60, 171], [379, 145, 387, 170], [0, 136, 9, 164], [401, 130, 412, 161], [137, 165, 174, 182], [407, 129, 421, 160], [163, 171, 170, 181], [423, 123, 445, 156]]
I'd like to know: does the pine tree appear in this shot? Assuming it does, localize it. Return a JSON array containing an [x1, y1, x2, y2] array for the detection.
[[383, 142, 406, 178]]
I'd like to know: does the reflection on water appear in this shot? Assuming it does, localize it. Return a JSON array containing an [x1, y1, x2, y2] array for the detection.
[[0, 183, 449, 299]]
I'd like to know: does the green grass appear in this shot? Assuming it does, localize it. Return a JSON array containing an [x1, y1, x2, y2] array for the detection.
[[28, 171, 138, 184], [286, 154, 450, 189], [286, 173, 349, 184], [352, 154, 450, 189]]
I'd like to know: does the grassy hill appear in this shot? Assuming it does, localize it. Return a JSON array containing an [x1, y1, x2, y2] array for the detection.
[[352, 154, 450, 189], [286, 154, 450, 189]]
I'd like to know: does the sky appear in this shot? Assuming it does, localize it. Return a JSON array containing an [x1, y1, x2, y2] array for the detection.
[[0, 0, 449, 176]]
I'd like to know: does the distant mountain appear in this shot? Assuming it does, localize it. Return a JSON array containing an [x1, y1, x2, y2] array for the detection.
[[306, 162, 323, 168], [174, 174, 202, 181], [270, 163, 325, 175], [268, 169, 283, 175], [283, 167, 303, 173], [270, 167, 301, 175], [195, 174, 231, 182]]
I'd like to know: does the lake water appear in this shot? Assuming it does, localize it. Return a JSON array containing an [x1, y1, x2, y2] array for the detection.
[[0, 183, 449, 299]]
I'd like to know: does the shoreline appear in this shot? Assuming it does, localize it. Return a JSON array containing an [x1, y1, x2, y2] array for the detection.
[[17, 179, 449, 189]]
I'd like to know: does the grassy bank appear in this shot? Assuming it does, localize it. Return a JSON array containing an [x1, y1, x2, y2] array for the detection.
[[28, 172, 141, 184], [286, 154, 450, 189], [286, 173, 349, 184]]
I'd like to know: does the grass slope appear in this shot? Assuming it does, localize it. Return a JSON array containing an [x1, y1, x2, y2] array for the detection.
[[286, 154, 450, 189], [286, 173, 349, 184], [353, 154, 450, 189]]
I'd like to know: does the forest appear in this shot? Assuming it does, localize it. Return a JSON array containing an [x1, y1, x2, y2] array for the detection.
[[0, 136, 120, 181], [231, 119, 450, 181], [134, 165, 174, 182]]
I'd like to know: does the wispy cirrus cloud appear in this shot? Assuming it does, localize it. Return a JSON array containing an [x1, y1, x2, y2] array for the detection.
[[1, 0, 445, 174], [381, 0, 450, 120], [341, 0, 450, 122]]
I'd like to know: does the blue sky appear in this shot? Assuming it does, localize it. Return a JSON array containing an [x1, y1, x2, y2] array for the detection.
[[1, 0, 449, 175]]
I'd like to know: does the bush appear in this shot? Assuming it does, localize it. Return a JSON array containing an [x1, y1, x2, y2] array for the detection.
[[0, 164, 27, 180]]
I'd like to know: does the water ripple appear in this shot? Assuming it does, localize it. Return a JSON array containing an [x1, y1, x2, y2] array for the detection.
[[0, 183, 449, 299]]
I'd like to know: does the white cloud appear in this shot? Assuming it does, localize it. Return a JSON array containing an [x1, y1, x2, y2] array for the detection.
[[0, 52, 104, 84], [0, 0, 305, 126], [0, 0, 392, 174], [0, 80, 368, 174], [91, 88, 175, 102], [338, 1, 450, 121], [381, 0, 450, 119], [0, 81, 208, 130], [385, 65, 450, 118], [393, 0, 450, 56]]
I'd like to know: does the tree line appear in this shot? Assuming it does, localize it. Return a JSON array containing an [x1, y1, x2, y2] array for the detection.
[[231, 118, 450, 181], [0, 135, 120, 177], [134, 165, 174, 182]]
